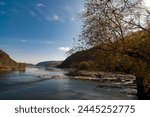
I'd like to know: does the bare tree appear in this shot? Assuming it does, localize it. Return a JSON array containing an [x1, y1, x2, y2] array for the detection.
[[76, 0, 150, 52], [68, 0, 150, 99]]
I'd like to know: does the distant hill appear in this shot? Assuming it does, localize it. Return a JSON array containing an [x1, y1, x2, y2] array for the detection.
[[0, 49, 25, 71], [25, 63, 34, 67], [60, 48, 98, 69], [36, 61, 63, 67], [59, 46, 113, 71], [60, 30, 150, 72]]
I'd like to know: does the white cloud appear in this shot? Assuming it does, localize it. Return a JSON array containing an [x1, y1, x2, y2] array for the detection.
[[20, 39, 53, 45], [52, 15, 60, 21], [21, 40, 27, 42], [37, 3, 45, 7], [58, 47, 70, 52], [71, 17, 75, 21], [36, 3, 45, 16], [46, 15, 61, 21]]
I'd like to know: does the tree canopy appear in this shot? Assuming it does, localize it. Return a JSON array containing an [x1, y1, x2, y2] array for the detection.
[[75, 0, 150, 50]]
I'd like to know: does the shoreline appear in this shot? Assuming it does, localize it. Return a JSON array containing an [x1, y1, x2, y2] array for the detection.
[[66, 69, 137, 97]]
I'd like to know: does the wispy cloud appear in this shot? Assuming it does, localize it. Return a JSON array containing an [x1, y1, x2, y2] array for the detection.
[[71, 17, 75, 21], [46, 15, 61, 21], [20, 39, 52, 45], [29, 10, 42, 21], [21, 40, 27, 42], [52, 15, 60, 20], [58, 47, 70, 52], [63, 5, 81, 22], [9, 2, 42, 21], [36, 3, 45, 16], [30, 11, 36, 17], [37, 3, 45, 8]]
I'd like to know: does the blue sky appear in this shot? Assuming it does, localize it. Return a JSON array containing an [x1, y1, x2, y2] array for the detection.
[[0, 0, 83, 64]]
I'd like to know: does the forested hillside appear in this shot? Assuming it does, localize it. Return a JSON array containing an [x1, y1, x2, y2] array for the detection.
[[0, 49, 25, 71], [61, 0, 150, 99]]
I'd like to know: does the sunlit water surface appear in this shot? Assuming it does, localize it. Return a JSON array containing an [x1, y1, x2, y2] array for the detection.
[[0, 67, 137, 100]]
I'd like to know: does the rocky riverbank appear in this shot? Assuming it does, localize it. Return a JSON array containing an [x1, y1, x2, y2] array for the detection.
[[0, 64, 25, 72], [66, 70, 137, 97]]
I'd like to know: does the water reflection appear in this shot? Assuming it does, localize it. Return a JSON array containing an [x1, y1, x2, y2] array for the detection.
[[0, 67, 137, 100]]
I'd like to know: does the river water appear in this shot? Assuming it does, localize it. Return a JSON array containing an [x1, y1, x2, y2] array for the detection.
[[0, 67, 137, 100]]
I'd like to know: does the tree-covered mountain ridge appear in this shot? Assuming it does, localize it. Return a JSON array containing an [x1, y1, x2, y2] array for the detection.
[[0, 49, 25, 71], [36, 61, 63, 67], [61, 29, 150, 71]]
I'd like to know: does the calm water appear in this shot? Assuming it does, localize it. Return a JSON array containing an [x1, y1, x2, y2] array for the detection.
[[0, 67, 137, 100]]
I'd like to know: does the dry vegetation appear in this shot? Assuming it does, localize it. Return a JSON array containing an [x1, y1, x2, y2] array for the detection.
[[61, 0, 150, 99], [0, 49, 25, 71]]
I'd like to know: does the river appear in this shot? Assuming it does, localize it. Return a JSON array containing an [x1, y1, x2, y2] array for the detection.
[[0, 67, 137, 100]]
